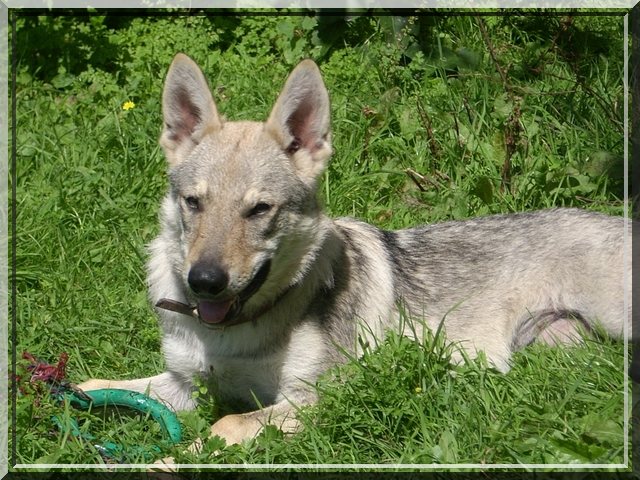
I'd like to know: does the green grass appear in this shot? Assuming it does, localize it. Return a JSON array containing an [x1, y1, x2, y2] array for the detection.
[[11, 10, 629, 471]]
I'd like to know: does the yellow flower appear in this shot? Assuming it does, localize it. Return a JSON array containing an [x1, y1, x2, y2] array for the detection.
[[123, 101, 135, 111]]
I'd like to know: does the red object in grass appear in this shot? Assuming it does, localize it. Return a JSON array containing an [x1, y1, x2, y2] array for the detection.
[[22, 351, 69, 384]]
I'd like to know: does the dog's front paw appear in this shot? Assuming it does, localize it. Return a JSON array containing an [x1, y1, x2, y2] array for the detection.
[[77, 378, 115, 391], [148, 456, 179, 476], [209, 413, 264, 447]]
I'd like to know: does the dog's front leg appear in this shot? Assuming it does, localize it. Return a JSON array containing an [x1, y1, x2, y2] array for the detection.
[[185, 400, 302, 454], [209, 400, 302, 446], [77, 371, 197, 411], [152, 400, 304, 470]]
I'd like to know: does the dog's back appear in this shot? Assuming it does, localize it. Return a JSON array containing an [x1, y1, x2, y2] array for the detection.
[[382, 208, 629, 371], [325, 208, 629, 372]]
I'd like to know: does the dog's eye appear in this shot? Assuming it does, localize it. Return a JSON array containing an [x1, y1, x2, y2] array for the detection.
[[248, 203, 272, 217], [185, 196, 199, 210]]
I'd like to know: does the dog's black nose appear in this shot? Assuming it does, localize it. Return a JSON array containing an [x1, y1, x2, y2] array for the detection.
[[188, 265, 229, 296]]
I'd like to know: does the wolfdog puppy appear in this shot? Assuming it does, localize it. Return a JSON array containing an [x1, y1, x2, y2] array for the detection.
[[80, 53, 631, 454]]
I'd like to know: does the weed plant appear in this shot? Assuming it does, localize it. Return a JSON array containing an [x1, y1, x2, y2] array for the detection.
[[11, 10, 629, 470]]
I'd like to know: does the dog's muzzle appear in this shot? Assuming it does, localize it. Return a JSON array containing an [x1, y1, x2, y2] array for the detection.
[[156, 260, 272, 329]]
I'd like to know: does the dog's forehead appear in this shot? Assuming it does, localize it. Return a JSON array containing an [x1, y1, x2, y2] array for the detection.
[[170, 121, 296, 196]]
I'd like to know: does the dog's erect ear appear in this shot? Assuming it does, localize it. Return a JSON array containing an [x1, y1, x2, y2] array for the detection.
[[160, 53, 223, 165], [265, 59, 332, 183]]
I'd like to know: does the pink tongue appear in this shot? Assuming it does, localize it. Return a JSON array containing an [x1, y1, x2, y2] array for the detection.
[[198, 299, 233, 324]]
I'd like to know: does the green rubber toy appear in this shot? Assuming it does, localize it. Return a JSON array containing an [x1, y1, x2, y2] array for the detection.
[[52, 388, 182, 462]]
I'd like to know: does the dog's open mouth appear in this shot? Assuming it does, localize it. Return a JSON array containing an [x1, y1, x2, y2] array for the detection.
[[156, 260, 271, 328], [197, 298, 237, 324]]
